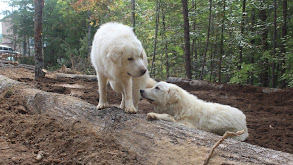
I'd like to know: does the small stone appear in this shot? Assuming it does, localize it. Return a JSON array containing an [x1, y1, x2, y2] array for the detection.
[[36, 151, 45, 162]]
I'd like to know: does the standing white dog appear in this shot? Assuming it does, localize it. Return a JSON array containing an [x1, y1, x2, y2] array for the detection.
[[91, 22, 154, 113], [140, 82, 249, 141]]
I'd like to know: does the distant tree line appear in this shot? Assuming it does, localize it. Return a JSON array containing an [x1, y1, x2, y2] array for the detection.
[[1, 0, 293, 87]]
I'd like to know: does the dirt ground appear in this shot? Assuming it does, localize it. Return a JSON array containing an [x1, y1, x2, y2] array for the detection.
[[0, 67, 293, 164]]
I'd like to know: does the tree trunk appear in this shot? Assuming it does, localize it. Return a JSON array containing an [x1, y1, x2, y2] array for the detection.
[[87, 10, 92, 57], [34, 0, 45, 79], [238, 0, 246, 70], [28, 38, 31, 57], [260, 8, 269, 87], [218, 0, 225, 82], [23, 35, 27, 57], [280, 0, 287, 88], [200, 0, 212, 80], [272, 0, 277, 87], [151, 0, 160, 78], [249, 8, 256, 85], [211, 26, 217, 82], [191, 0, 198, 79], [131, 0, 135, 32], [182, 0, 192, 79], [210, 11, 216, 82], [162, 9, 169, 79]]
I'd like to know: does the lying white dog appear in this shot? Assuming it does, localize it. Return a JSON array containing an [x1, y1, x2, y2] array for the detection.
[[91, 22, 155, 113], [140, 82, 249, 141]]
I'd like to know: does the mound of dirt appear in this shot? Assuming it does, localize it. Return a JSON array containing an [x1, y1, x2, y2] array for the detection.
[[0, 109, 139, 164]]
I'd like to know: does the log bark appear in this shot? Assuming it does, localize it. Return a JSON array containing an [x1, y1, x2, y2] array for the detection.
[[150, 0, 160, 78], [200, 0, 212, 80], [55, 73, 97, 81], [182, 0, 192, 79], [167, 77, 282, 93], [34, 0, 45, 79], [0, 75, 292, 165]]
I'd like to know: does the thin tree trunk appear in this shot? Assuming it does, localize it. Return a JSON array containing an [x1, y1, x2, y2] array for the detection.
[[28, 38, 31, 57], [272, 0, 277, 87], [182, 0, 192, 79], [23, 35, 27, 57], [162, 8, 169, 79], [211, 26, 217, 82], [280, 0, 287, 88], [238, 0, 246, 70], [218, 0, 225, 82], [12, 4, 17, 52], [200, 0, 212, 80], [87, 11, 92, 57], [249, 8, 256, 85], [151, 0, 160, 77], [210, 11, 216, 82], [260, 8, 269, 87], [131, 0, 135, 32], [34, 0, 45, 79], [191, 0, 198, 79]]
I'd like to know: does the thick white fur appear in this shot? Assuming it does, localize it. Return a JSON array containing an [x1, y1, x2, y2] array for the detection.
[[91, 22, 154, 113], [141, 82, 249, 141]]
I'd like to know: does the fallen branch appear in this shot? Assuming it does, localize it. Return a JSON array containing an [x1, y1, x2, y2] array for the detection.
[[202, 130, 245, 165]]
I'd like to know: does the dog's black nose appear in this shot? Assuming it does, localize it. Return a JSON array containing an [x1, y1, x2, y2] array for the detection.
[[140, 69, 147, 75], [140, 90, 144, 95]]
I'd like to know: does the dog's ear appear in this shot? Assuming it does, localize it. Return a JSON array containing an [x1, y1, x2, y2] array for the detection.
[[140, 49, 146, 59], [107, 46, 123, 64], [167, 87, 181, 104]]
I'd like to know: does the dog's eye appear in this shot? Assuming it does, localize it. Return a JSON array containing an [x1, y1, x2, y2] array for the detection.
[[155, 86, 160, 90], [128, 57, 134, 61]]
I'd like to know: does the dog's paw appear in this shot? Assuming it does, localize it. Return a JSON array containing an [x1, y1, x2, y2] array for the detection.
[[120, 103, 125, 110], [125, 106, 137, 114], [147, 113, 158, 121], [97, 103, 110, 110]]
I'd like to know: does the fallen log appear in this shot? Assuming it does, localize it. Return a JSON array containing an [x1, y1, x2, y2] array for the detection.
[[17, 64, 35, 70], [167, 77, 224, 90], [0, 75, 292, 165], [55, 73, 97, 81], [167, 77, 285, 93]]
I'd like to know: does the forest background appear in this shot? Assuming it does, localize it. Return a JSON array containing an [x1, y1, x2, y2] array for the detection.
[[1, 0, 293, 88]]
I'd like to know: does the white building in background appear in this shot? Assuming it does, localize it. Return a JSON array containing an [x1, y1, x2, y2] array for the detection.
[[1, 17, 21, 53]]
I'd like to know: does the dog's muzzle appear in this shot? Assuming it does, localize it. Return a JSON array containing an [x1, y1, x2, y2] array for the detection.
[[140, 90, 154, 102], [140, 90, 144, 96], [127, 69, 147, 77]]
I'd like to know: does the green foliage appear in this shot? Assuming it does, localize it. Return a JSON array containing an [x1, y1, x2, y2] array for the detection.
[[230, 63, 254, 84], [19, 56, 34, 65], [2, 0, 293, 87]]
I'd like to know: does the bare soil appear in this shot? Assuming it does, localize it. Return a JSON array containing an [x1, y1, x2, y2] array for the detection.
[[0, 67, 292, 164]]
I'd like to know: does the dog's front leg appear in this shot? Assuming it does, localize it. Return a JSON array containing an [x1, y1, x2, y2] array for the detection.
[[97, 73, 110, 109], [132, 80, 141, 111], [147, 113, 176, 122], [122, 78, 137, 114], [120, 94, 125, 110]]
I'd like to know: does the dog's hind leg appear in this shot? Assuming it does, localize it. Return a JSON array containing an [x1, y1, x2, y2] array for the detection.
[[109, 80, 125, 109], [97, 73, 110, 109]]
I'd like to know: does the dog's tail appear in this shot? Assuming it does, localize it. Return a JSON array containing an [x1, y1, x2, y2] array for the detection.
[[146, 78, 157, 88]]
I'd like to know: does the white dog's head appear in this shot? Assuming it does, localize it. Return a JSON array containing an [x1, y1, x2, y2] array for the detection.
[[107, 43, 147, 77], [140, 82, 181, 106]]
